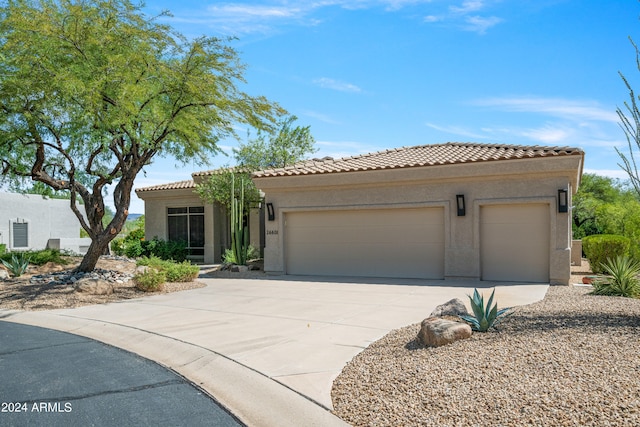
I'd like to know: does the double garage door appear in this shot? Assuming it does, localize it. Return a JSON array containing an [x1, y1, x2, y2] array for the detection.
[[284, 208, 445, 279], [283, 203, 550, 282]]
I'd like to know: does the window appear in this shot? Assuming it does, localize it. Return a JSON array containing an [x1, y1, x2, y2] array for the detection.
[[168, 207, 205, 257], [12, 222, 28, 248]]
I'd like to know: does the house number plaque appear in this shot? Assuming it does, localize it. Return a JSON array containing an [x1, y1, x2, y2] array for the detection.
[[266, 230, 279, 235]]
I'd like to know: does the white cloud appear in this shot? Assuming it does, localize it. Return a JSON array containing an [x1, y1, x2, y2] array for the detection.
[[424, 15, 441, 22], [302, 110, 342, 124], [313, 77, 363, 93], [584, 168, 630, 180], [463, 15, 502, 34], [315, 140, 379, 158], [472, 97, 619, 123], [450, 0, 484, 14], [167, 1, 438, 35], [426, 122, 489, 139]]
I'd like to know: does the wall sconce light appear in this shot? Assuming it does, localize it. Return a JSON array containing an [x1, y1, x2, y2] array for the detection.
[[266, 203, 275, 221], [558, 189, 568, 213], [456, 194, 466, 216]]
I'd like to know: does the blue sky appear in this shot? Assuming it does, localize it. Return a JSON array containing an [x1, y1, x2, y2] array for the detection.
[[125, 0, 638, 213]]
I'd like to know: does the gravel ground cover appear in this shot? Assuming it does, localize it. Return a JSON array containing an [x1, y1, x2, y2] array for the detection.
[[332, 285, 640, 426]]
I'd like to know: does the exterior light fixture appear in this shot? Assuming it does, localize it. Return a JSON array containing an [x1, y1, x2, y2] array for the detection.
[[558, 189, 568, 213], [266, 203, 275, 221], [456, 194, 466, 216]]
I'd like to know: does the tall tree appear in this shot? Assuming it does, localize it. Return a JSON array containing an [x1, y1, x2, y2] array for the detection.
[[196, 115, 316, 208], [0, 0, 282, 271], [233, 115, 317, 170]]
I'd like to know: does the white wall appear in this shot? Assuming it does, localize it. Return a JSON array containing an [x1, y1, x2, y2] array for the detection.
[[0, 192, 81, 251]]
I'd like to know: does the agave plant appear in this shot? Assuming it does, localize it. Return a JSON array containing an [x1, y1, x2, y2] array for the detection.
[[459, 288, 511, 332], [1, 252, 30, 277], [592, 255, 640, 298]]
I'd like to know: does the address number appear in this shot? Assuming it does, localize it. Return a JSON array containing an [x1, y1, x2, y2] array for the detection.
[[266, 230, 279, 235]]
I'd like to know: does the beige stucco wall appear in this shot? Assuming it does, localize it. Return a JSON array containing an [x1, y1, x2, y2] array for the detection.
[[137, 187, 262, 264], [136, 188, 219, 263], [253, 156, 582, 285]]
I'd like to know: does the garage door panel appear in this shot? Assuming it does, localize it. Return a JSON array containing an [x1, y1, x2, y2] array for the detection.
[[285, 208, 444, 279], [481, 204, 549, 283]]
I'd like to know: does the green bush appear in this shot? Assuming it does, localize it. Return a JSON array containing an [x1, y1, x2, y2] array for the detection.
[[27, 249, 67, 266], [134, 268, 166, 292], [114, 236, 188, 261], [0, 244, 6, 256], [1, 249, 67, 266], [123, 239, 145, 258], [137, 256, 199, 282], [592, 255, 640, 298], [110, 237, 126, 256], [144, 238, 188, 262], [583, 234, 631, 274]]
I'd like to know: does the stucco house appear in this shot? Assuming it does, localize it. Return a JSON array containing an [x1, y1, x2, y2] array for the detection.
[[0, 192, 88, 254], [252, 143, 584, 285], [135, 172, 262, 263], [137, 142, 583, 284]]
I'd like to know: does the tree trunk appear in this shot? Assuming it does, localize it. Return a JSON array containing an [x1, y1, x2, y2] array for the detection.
[[75, 233, 114, 272]]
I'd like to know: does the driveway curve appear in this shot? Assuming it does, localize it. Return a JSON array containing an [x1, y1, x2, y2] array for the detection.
[[1, 276, 548, 426]]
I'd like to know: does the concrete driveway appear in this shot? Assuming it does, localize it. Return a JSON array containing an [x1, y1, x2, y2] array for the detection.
[[1, 275, 548, 426]]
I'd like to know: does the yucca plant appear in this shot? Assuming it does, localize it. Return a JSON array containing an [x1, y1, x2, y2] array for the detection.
[[592, 255, 640, 298], [1, 252, 30, 277], [459, 288, 511, 332]]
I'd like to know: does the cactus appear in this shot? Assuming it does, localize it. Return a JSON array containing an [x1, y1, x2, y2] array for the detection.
[[230, 174, 249, 265]]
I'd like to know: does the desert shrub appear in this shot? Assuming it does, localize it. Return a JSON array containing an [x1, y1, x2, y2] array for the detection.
[[1, 252, 30, 277], [145, 238, 188, 262], [110, 237, 126, 256], [137, 256, 199, 282], [592, 255, 640, 298], [134, 268, 166, 292], [123, 239, 145, 258], [223, 245, 260, 264], [583, 234, 631, 273], [459, 288, 511, 332], [26, 249, 67, 266], [164, 262, 199, 282]]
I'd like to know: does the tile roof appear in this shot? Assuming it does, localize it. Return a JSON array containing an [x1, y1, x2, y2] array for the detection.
[[192, 166, 250, 177], [135, 180, 196, 193], [252, 142, 584, 178]]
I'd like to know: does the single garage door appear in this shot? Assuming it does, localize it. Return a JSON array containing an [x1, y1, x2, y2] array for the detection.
[[284, 208, 444, 279], [480, 203, 550, 283]]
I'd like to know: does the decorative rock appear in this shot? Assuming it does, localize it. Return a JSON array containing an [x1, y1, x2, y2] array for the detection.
[[418, 317, 472, 347], [430, 298, 469, 318], [0, 268, 9, 280], [74, 278, 114, 295], [231, 265, 249, 273]]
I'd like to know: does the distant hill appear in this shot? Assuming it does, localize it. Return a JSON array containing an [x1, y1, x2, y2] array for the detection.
[[127, 213, 143, 221]]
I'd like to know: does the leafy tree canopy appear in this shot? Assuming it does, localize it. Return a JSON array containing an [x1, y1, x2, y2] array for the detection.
[[196, 115, 316, 211], [573, 173, 640, 258], [0, 0, 282, 271]]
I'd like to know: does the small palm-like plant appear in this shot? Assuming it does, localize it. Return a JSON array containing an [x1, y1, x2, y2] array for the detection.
[[1, 252, 30, 277], [459, 288, 511, 332], [592, 255, 640, 298]]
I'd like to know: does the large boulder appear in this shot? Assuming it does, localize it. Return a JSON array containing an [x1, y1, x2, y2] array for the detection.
[[418, 317, 472, 347], [74, 278, 114, 295], [430, 298, 469, 318]]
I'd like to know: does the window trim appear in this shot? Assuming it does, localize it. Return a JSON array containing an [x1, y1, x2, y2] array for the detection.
[[167, 206, 205, 258], [10, 219, 29, 249]]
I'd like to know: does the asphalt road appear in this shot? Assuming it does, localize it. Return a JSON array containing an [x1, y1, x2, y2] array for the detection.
[[0, 321, 242, 427]]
